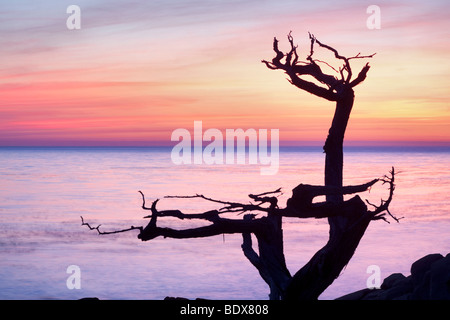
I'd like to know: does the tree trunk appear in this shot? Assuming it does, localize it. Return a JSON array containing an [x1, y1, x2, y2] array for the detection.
[[325, 88, 354, 233], [242, 213, 291, 300], [257, 214, 292, 299], [285, 88, 373, 300]]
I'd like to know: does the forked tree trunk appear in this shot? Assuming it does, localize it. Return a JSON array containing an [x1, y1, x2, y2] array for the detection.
[[285, 88, 373, 300], [249, 213, 292, 300]]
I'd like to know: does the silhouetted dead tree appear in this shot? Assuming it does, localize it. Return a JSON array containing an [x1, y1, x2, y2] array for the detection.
[[82, 32, 400, 300]]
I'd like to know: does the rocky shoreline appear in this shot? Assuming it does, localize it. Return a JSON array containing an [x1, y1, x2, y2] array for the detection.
[[337, 253, 450, 300]]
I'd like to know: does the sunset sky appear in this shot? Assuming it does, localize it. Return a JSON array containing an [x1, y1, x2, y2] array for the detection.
[[1, 0, 449, 146]]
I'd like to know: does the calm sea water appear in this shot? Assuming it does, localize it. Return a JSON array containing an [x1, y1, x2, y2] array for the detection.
[[0, 146, 449, 300]]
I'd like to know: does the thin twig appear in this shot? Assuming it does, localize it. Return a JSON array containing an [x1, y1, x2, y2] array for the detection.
[[313, 59, 339, 73], [80, 216, 142, 235]]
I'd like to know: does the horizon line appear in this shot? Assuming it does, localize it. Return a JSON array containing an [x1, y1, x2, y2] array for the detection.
[[1, 140, 449, 148]]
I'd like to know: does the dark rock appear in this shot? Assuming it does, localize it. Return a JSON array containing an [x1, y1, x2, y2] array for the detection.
[[164, 296, 189, 300], [336, 252, 449, 300], [361, 289, 383, 300], [371, 277, 413, 300], [410, 271, 432, 300], [429, 254, 450, 300], [164, 296, 208, 300], [336, 288, 373, 300], [381, 273, 406, 290], [410, 253, 443, 287], [392, 293, 411, 300], [409, 253, 449, 300]]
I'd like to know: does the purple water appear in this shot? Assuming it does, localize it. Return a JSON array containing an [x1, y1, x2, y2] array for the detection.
[[0, 147, 449, 299]]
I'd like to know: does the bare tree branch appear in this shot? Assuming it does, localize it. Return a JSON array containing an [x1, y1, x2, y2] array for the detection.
[[241, 215, 263, 270], [348, 52, 377, 61], [138, 212, 268, 242], [251, 188, 283, 197], [263, 32, 375, 99], [262, 33, 340, 101], [368, 167, 403, 223], [349, 63, 371, 88], [83, 176, 386, 240], [248, 188, 282, 209], [312, 59, 340, 73], [80, 216, 142, 235], [164, 194, 271, 214]]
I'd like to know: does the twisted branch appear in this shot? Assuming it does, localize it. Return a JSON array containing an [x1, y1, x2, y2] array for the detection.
[[262, 32, 375, 98], [368, 167, 403, 223]]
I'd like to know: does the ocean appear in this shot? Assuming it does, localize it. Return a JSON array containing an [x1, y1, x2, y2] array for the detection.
[[0, 146, 449, 300]]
